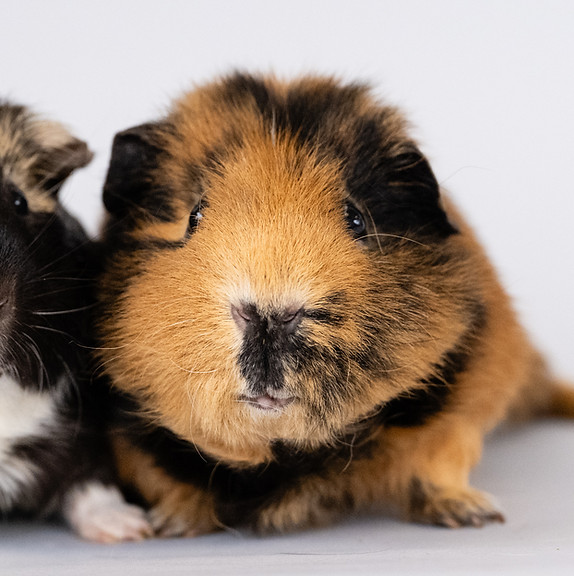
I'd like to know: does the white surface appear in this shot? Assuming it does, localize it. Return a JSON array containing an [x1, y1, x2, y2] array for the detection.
[[1, 1, 573, 574], [1, 422, 573, 575]]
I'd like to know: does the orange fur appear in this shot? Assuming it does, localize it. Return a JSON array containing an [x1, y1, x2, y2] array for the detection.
[[98, 73, 573, 536]]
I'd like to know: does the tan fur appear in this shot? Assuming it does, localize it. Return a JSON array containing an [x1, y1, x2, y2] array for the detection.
[[99, 74, 573, 536], [0, 105, 92, 212]]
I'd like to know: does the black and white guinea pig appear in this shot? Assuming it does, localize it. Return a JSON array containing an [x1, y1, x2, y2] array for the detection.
[[0, 101, 151, 542], [98, 73, 574, 537]]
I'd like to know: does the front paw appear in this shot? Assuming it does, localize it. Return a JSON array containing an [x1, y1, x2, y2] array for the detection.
[[407, 479, 505, 528], [148, 488, 218, 538], [63, 482, 153, 543]]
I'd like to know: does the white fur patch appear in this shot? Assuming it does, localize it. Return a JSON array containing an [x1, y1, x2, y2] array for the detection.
[[62, 482, 152, 543], [0, 453, 39, 509], [0, 374, 58, 448], [0, 373, 59, 508]]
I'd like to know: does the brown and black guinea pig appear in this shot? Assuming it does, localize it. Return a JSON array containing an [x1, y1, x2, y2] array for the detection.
[[97, 73, 574, 537], [0, 102, 151, 542]]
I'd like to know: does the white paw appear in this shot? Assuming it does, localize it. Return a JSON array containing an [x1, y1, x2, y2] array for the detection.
[[62, 482, 153, 543]]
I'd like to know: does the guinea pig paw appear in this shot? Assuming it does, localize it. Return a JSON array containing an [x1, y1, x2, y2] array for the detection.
[[149, 505, 215, 538], [408, 481, 505, 528], [63, 482, 153, 543]]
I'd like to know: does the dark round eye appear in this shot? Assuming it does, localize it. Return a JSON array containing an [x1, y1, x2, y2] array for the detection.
[[12, 188, 29, 216], [186, 203, 204, 236], [345, 202, 366, 236]]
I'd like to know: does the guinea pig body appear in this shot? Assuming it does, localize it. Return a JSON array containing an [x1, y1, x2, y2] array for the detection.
[[99, 74, 574, 536], [0, 102, 150, 541]]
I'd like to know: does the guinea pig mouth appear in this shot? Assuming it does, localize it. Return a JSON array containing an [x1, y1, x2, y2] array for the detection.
[[239, 393, 295, 412]]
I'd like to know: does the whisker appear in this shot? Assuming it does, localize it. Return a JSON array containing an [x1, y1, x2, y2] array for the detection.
[[438, 165, 492, 187], [29, 324, 76, 340], [169, 358, 218, 375], [357, 231, 428, 248], [20, 332, 49, 390], [27, 287, 92, 300], [19, 212, 61, 267], [31, 304, 96, 316], [84, 325, 153, 352], [363, 206, 383, 254], [340, 432, 357, 474], [35, 235, 97, 277], [26, 275, 93, 283], [183, 375, 209, 464]]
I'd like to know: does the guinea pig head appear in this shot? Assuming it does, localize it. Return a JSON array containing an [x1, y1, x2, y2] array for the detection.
[[100, 75, 481, 464], [0, 102, 93, 388]]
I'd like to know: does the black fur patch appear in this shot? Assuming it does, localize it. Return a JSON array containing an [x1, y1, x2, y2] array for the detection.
[[218, 73, 277, 119], [345, 143, 457, 241], [281, 80, 365, 147], [376, 349, 467, 427], [103, 123, 175, 223]]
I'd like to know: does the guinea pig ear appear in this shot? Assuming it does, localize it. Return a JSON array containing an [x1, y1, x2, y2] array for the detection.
[[103, 123, 164, 217], [32, 120, 93, 195], [368, 145, 458, 240]]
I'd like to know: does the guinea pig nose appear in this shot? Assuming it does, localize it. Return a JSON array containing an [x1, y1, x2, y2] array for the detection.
[[231, 302, 304, 334], [275, 307, 304, 333], [231, 302, 260, 330]]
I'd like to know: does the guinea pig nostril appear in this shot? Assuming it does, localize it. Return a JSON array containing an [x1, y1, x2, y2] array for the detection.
[[279, 308, 301, 323], [231, 303, 259, 330], [277, 307, 304, 332]]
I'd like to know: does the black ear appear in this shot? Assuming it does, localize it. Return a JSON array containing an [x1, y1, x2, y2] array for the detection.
[[35, 137, 93, 195], [103, 123, 165, 217], [349, 144, 457, 240], [382, 148, 457, 239]]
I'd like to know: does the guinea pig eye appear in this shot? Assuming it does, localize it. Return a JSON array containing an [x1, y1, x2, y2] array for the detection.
[[11, 188, 29, 216], [186, 202, 205, 236], [344, 202, 366, 237]]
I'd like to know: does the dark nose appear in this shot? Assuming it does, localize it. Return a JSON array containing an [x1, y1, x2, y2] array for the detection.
[[231, 302, 304, 335]]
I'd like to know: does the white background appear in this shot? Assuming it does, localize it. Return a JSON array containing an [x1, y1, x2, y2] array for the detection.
[[2, 0, 572, 376], [1, 1, 573, 574]]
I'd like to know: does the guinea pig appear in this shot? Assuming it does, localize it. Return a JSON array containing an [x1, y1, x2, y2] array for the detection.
[[97, 73, 574, 537], [0, 101, 151, 542]]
